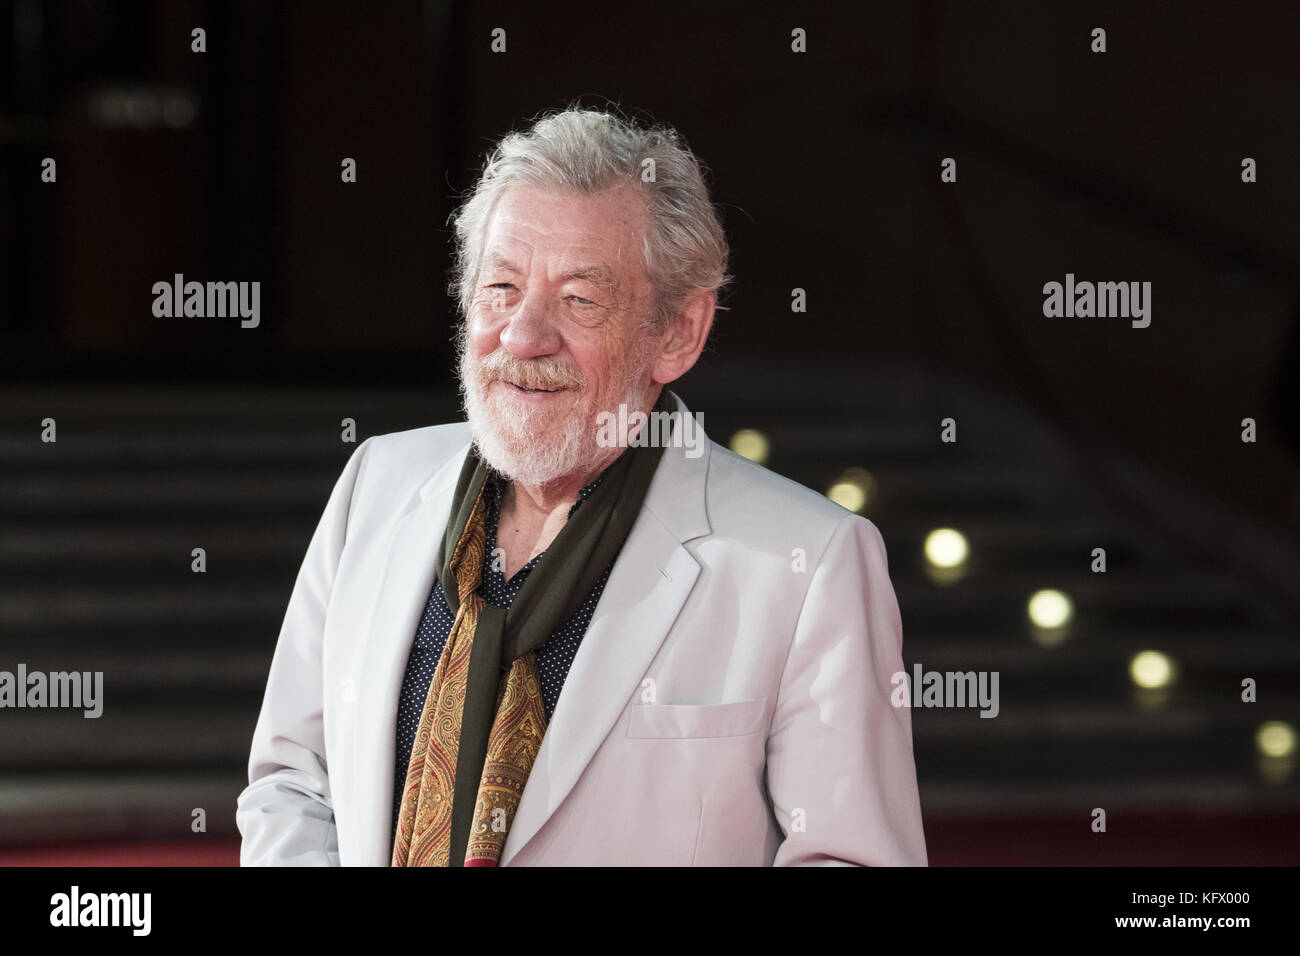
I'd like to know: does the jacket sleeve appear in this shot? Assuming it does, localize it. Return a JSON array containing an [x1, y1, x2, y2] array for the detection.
[[765, 514, 928, 866], [235, 437, 374, 866]]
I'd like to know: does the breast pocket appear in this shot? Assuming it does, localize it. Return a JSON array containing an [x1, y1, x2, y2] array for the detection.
[[626, 697, 768, 740]]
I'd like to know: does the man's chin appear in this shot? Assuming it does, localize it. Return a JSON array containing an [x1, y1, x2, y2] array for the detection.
[[469, 413, 592, 485], [474, 438, 592, 487]]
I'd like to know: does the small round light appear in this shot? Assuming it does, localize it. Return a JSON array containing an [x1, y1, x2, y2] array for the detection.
[[1257, 721, 1297, 759], [1028, 589, 1073, 629], [827, 467, 876, 514], [827, 480, 867, 513], [1130, 650, 1175, 689], [925, 528, 969, 569], [729, 429, 769, 465]]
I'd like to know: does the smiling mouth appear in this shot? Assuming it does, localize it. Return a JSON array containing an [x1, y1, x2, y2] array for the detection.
[[506, 382, 563, 394]]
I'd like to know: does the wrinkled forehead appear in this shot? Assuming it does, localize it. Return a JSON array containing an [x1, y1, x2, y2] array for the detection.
[[482, 183, 651, 283]]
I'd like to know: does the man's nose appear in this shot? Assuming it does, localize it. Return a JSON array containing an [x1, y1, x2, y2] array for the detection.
[[498, 292, 561, 359]]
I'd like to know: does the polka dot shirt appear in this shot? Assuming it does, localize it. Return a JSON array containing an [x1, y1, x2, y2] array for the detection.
[[390, 469, 615, 839]]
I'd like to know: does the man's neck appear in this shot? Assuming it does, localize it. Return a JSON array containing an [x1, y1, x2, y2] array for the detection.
[[502, 451, 613, 523], [494, 454, 615, 579]]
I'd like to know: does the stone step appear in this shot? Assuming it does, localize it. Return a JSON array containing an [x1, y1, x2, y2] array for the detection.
[[1, 699, 1291, 774]]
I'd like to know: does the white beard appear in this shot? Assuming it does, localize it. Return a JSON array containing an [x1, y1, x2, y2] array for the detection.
[[458, 336, 654, 487]]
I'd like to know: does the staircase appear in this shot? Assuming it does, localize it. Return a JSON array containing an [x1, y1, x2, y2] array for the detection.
[[1, 363, 1297, 851]]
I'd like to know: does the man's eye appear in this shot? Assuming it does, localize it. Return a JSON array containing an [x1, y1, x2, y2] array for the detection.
[[569, 295, 595, 306], [488, 283, 514, 290]]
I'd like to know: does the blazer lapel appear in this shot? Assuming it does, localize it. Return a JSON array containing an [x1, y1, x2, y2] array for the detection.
[[353, 435, 469, 864], [501, 391, 712, 865]]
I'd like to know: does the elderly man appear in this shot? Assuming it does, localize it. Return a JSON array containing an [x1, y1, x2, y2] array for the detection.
[[236, 108, 927, 866]]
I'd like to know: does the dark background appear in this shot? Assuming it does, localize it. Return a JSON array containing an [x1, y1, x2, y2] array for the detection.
[[1, 0, 1298, 865]]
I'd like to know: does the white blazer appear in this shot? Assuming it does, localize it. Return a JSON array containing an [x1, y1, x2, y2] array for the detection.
[[236, 392, 928, 866]]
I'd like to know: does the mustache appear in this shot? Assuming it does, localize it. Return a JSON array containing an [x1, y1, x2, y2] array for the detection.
[[475, 351, 586, 391]]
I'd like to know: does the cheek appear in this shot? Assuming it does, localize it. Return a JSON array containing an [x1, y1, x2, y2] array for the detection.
[[568, 344, 612, 395], [576, 322, 638, 383], [467, 309, 501, 355]]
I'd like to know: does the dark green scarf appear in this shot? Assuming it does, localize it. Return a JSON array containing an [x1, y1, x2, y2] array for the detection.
[[436, 387, 676, 865]]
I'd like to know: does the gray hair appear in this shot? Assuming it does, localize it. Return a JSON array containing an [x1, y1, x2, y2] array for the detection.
[[448, 106, 731, 334]]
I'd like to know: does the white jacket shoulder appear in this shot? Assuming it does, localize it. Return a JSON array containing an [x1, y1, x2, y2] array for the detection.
[[703, 440, 876, 549], [363, 420, 471, 469], [348, 421, 471, 502]]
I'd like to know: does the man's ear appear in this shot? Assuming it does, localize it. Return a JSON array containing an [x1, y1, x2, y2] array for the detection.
[[651, 290, 715, 385]]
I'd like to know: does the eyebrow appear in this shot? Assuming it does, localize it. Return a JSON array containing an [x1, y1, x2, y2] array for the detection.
[[484, 251, 523, 275], [482, 251, 620, 295], [561, 264, 619, 295]]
